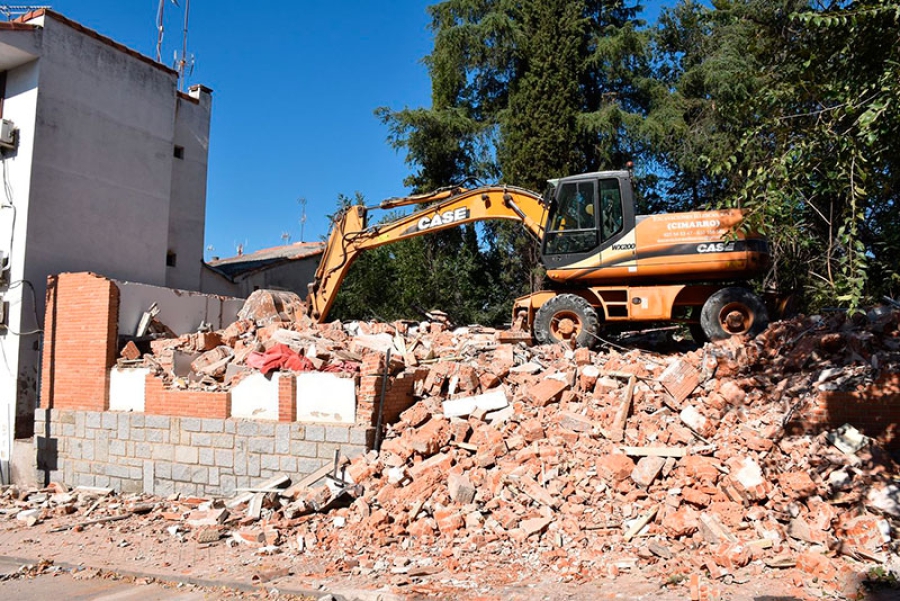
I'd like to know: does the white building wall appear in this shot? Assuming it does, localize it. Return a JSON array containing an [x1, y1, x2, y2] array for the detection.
[[0, 55, 40, 475], [23, 15, 178, 290], [166, 86, 212, 290]]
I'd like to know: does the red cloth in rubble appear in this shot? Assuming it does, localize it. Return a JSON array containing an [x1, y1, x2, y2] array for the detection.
[[245, 343, 314, 376]]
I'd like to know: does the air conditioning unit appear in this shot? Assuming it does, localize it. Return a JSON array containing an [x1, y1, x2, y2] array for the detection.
[[0, 119, 17, 150]]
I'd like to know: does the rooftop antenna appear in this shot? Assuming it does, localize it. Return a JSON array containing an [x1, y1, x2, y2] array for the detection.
[[0, 5, 51, 20], [174, 0, 193, 91], [281, 231, 292, 245], [299, 197, 308, 242]]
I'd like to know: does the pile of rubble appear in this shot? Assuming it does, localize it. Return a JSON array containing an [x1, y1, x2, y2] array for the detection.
[[10, 300, 900, 599]]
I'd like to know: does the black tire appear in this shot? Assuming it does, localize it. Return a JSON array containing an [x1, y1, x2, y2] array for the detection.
[[533, 294, 600, 348], [700, 287, 769, 341]]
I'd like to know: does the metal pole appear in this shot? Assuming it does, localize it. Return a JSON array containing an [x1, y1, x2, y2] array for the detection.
[[373, 349, 390, 453]]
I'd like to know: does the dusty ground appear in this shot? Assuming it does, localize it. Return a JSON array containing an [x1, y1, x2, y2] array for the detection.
[[1, 515, 896, 601]]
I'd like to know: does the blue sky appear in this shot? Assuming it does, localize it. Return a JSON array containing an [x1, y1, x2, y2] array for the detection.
[[43, 1, 665, 261]]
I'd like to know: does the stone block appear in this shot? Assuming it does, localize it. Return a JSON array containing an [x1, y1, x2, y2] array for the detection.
[[101, 412, 118, 430], [298, 458, 327, 474], [261, 454, 280, 471], [257, 421, 276, 436], [236, 421, 258, 437], [135, 442, 152, 459], [317, 442, 341, 459], [86, 412, 102, 429], [349, 428, 372, 446], [172, 463, 192, 482], [248, 454, 260, 477], [220, 474, 237, 496], [131, 429, 145, 442], [132, 414, 144, 428], [191, 432, 212, 447], [154, 479, 175, 497], [215, 449, 234, 468], [151, 444, 174, 462], [290, 423, 306, 440], [208, 467, 220, 486], [145, 429, 167, 443], [306, 425, 325, 442], [201, 419, 224, 433], [182, 418, 202, 432], [224, 420, 236, 434], [249, 437, 275, 454], [191, 467, 209, 484], [234, 450, 248, 476], [175, 445, 199, 464], [199, 447, 215, 466], [291, 441, 318, 458], [275, 424, 291, 455], [145, 415, 170, 429], [156, 462, 172, 480], [109, 440, 126, 457], [325, 426, 350, 443], [210, 434, 234, 449], [280, 456, 298, 472]]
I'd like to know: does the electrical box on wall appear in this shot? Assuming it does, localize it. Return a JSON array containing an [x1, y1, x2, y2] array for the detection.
[[0, 119, 17, 150]]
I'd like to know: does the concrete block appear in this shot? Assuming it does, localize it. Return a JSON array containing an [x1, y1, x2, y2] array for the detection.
[[145, 429, 168, 443], [275, 424, 291, 455], [143, 461, 155, 495], [191, 467, 208, 484], [175, 445, 199, 464], [249, 437, 274, 454], [81, 440, 95, 461], [231, 373, 280, 421], [317, 442, 341, 459], [182, 418, 202, 432], [261, 454, 280, 471], [201, 418, 224, 433], [349, 428, 372, 446], [295, 373, 356, 423], [109, 440, 126, 457], [325, 426, 350, 443], [191, 432, 212, 447], [151, 444, 174, 462], [145, 415, 170, 429], [214, 449, 234, 468], [95, 431, 109, 462], [306, 425, 325, 442], [154, 479, 175, 497], [134, 442, 152, 459], [102, 412, 118, 430], [172, 463, 192, 482], [220, 474, 237, 496], [86, 412, 102, 429], [280, 456, 298, 473], [109, 368, 149, 412], [236, 420, 258, 437], [234, 450, 247, 476], [290, 441, 318, 458]]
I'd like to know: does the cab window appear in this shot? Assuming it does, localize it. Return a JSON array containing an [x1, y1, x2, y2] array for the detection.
[[544, 181, 597, 255], [599, 179, 623, 241]]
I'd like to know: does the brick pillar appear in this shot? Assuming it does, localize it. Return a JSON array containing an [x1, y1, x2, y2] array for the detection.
[[41, 272, 119, 411], [278, 374, 296, 422]]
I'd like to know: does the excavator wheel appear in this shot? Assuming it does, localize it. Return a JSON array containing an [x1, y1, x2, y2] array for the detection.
[[533, 294, 599, 348], [700, 287, 769, 341]]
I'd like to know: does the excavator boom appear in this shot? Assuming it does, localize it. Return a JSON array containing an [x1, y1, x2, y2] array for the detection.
[[307, 186, 548, 321]]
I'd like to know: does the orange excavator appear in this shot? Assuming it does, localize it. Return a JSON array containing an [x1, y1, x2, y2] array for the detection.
[[307, 170, 770, 346]]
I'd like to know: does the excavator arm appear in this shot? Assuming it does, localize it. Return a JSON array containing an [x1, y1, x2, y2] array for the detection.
[[307, 185, 548, 322]]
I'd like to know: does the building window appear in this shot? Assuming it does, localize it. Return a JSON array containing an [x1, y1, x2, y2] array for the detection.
[[173, 145, 185, 159], [166, 251, 177, 267]]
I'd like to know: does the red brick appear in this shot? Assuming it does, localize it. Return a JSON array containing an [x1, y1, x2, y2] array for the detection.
[[524, 378, 569, 407]]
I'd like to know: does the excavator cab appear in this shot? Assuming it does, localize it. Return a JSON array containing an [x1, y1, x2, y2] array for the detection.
[[541, 171, 634, 268]]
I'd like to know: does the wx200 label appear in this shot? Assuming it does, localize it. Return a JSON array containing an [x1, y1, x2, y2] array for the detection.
[[416, 208, 470, 231]]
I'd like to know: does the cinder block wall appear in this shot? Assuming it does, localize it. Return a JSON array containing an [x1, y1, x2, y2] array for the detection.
[[35, 272, 402, 494], [35, 409, 372, 496]]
